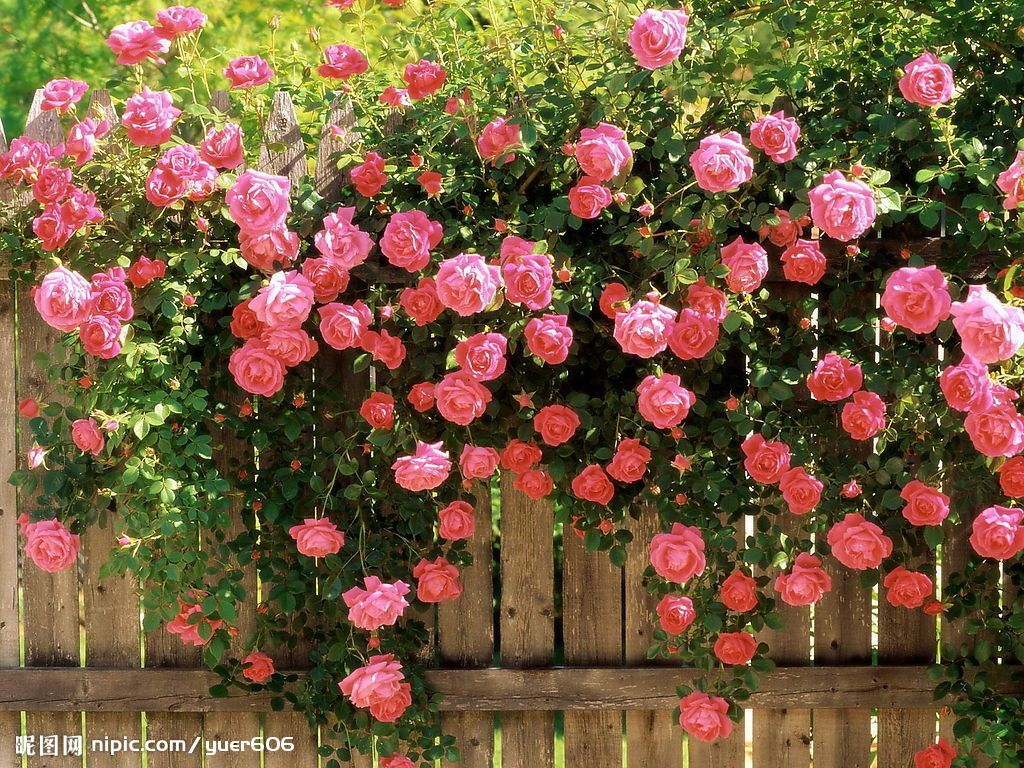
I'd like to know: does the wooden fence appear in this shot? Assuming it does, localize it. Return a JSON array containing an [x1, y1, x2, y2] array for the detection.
[[0, 87, 1019, 768]]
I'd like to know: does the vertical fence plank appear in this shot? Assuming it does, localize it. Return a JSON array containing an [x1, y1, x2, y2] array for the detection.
[[439, 482, 495, 768], [315, 98, 356, 200], [499, 475, 554, 768], [257, 91, 307, 187], [625, 507, 682, 768], [563, 525, 623, 767]]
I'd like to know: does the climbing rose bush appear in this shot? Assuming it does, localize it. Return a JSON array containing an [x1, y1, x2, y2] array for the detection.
[[6, 0, 1024, 763]]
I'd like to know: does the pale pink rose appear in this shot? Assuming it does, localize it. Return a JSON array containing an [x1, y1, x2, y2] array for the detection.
[[477, 117, 521, 165], [261, 328, 318, 367], [997, 456, 1024, 498], [65, 118, 110, 166], [403, 59, 446, 99], [882, 567, 933, 609], [713, 632, 758, 665], [454, 332, 507, 381], [438, 500, 476, 540], [34, 266, 92, 331], [224, 55, 274, 88], [574, 123, 632, 181], [339, 654, 405, 709], [226, 170, 291, 235], [964, 402, 1024, 457], [200, 123, 245, 169], [155, 6, 207, 37], [502, 253, 553, 310], [970, 506, 1024, 560], [686, 278, 728, 321], [435, 253, 501, 316], [808, 171, 877, 241], [315, 207, 374, 270], [228, 339, 286, 396], [350, 152, 388, 197], [951, 284, 1024, 364], [568, 176, 613, 219], [780, 239, 826, 285], [524, 314, 573, 364], [361, 329, 407, 370], [997, 151, 1024, 211], [241, 651, 275, 684], [23, 519, 79, 573], [434, 371, 492, 426], [79, 315, 122, 359], [533, 404, 580, 447], [513, 468, 554, 500], [881, 266, 952, 334], [413, 556, 462, 602], [826, 513, 894, 570], [71, 418, 105, 455], [288, 517, 345, 557], [719, 570, 758, 612], [899, 52, 954, 107], [740, 434, 790, 484], [407, 382, 435, 412], [318, 44, 369, 80], [900, 480, 950, 526], [606, 437, 651, 483], [655, 594, 696, 635], [248, 271, 314, 329], [690, 132, 753, 193], [381, 210, 443, 272], [459, 446, 500, 479], [758, 208, 803, 247], [106, 20, 169, 66], [319, 301, 372, 350], [938, 357, 992, 412], [649, 523, 705, 583], [720, 237, 768, 293], [343, 577, 410, 630], [240, 227, 301, 273], [399, 278, 444, 326], [393, 441, 451, 491], [774, 552, 832, 606], [613, 299, 677, 358], [668, 308, 720, 360], [913, 739, 956, 768], [807, 352, 863, 401], [121, 87, 180, 146], [678, 692, 732, 743], [637, 373, 695, 429], [841, 390, 887, 440], [628, 8, 689, 70], [571, 464, 615, 505], [40, 79, 88, 113], [778, 466, 822, 515], [749, 111, 800, 163]]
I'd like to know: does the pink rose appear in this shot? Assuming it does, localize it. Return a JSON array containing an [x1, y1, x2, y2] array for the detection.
[[66, 118, 110, 166], [418, 170, 443, 197], [315, 207, 374, 270], [534, 404, 580, 447], [759, 208, 804, 247], [502, 253, 553, 310], [571, 465, 615, 505], [686, 278, 728, 321], [713, 632, 758, 665], [288, 517, 345, 558], [403, 59, 446, 99], [393, 441, 451, 491], [997, 456, 1024, 498], [997, 151, 1024, 211], [780, 239, 826, 285], [400, 278, 444, 326], [155, 6, 207, 37], [40, 79, 88, 113], [970, 505, 1024, 560], [224, 55, 274, 88], [121, 87, 180, 147], [34, 266, 92, 331], [407, 382, 436, 413], [459, 446, 500, 480], [938, 357, 992, 412], [261, 327, 317, 367], [241, 651, 275, 684], [339, 654, 405, 709], [778, 466, 823, 515], [881, 266, 952, 334], [740, 434, 791, 484], [79, 315, 123, 359], [228, 340, 286, 397], [964, 401, 1024, 457], [319, 301, 372, 350], [913, 739, 956, 768], [689, 132, 754, 193], [826, 513, 894, 570], [568, 176, 613, 219], [452, 332, 507, 382], [31, 166, 72, 206], [501, 440, 543, 473], [574, 123, 632, 181], [240, 227, 301, 273], [655, 594, 696, 635], [637, 373, 695, 429], [32, 205, 74, 252], [606, 438, 651, 483], [628, 8, 689, 70], [434, 371, 491, 426], [899, 52, 954, 107], [380, 755, 415, 768], [350, 152, 388, 197], [841, 390, 887, 440], [749, 111, 800, 163], [438, 500, 476, 541], [720, 237, 768, 293], [600, 282, 630, 319], [0, 137, 60, 184], [807, 352, 863, 401], [808, 171, 877, 242], [435, 253, 501, 316], [678, 692, 732, 743], [381, 210, 443, 272], [951, 284, 1024, 364], [23, 519, 80, 573], [513, 468, 554, 500], [524, 314, 573, 364], [359, 392, 395, 430], [413, 557, 462, 602], [200, 123, 245, 169], [361, 329, 407, 370], [882, 567, 933, 609], [318, 44, 369, 80], [613, 299, 677, 358], [774, 552, 832, 606], [668, 308, 720, 360], [127, 256, 166, 289], [900, 480, 950, 526], [719, 570, 758, 612], [343, 577, 410, 630], [106, 20, 169, 66], [226, 170, 291, 235], [71, 418, 104, 455], [249, 271, 314, 329], [477, 117, 521, 165], [649, 523, 705, 583]]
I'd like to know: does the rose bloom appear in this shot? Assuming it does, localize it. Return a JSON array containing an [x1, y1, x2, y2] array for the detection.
[[571, 464, 615, 505], [678, 692, 732, 743], [997, 456, 1024, 498], [121, 87, 180, 147], [841, 390, 887, 440], [459, 446, 500, 480], [359, 392, 395, 430], [393, 441, 452, 491], [249, 271, 314, 329], [80, 315, 123, 359], [438, 500, 476, 541], [339, 654, 406, 709], [501, 439, 543, 473], [403, 59, 446, 99], [418, 170, 443, 197], [319, 301, 372, 350], [23, 519, 80, 573], [241, 651, 275, 684], [719, 570, 758, 612], [749, 111, 800, 163], [166, 598, 224, 647], [407, 382, 435, 413], [534, 404, 581, 447], [964, 401, 1024, 458], [106, 20, 169, 66], [720, 237, 769, 294], [779, 466, 823, 515], [900, 480, 950, 526], [66, 117, 110, 165], [951, 284, 1024, 364], [381, 210, 444, 272], [362, 329, 407, 371], [807, 353, 863, 401], [34, 266, 93, 332], [826, 513, 894, 570], [913, 739, 956, 768], [71, 418, 105, 455], [343, 577, 410, 630], [230, 300, 263, 339], [224, 55, 274, 88], [938, 356, 992, 412], [686, 278, 729, 322], [740, 434, 790, 484], [606, 438, 651, 484], [200, 123, 245, 169], [155, 6, 207, 37], [568, 176, 613, 219], [40, 79, 88, 113], [613, 299, 677, 358], [525, 314, 574, 364], [227, 170, 291, 235], [434, 371, 492, 426], [780, 239, 826, 285], [637, 373, 695, 429], [370, 682, 411, 723], [882, 567, 933, 609], [477, 117, 521, 165], [713, 632, 758, 665], [689, 132, 754, 193], [655, 594, 696, 635], [628, 8, 689, 70], [413, 556, 463, 603], [380, 756, 415, 768], [774, 552, 832, 606], [759, 208, 804, 247], [300, 258, 350, 304], [880, 266, 952, 334], [649, 523, 706, 583], [970, 506, 1024, 560], [513, 468, 554, 500], [455, 332, 508, 381], [288, 517, 345, 558], [503, 253, 553, 310], [400, 278, 444, 326], [668, 308, 720, 360], [126, 256, 166, 289], [318, 44, 369, 80], [574, 123, 632, 181], [350, 152, 388, 197], [599, 282, 630, 319], [899, 52, 954, 107], [261, 327, 317, 367], [315, 206, 374, 270], [228, 340, 286, 397], [239, 227, 300, 273], [807, 170, 877, 241], [997, 150, 1024, 211], [435, 253, 501, 317]]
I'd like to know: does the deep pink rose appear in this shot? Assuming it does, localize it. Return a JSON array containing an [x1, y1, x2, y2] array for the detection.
[[106, 20, 169, 65], [435, 253, 501, 316], [720, 237, 768, 293], [40, 79, 88, 113], [686, 278, 729, 321], [900, 480, 950, 526], [997, 456, 1024, 498], [808, 170, 877, 241], [249, 271, 314, 329], [649, 523, 705, 583], [938, 357, 992, 412], [606, 437, 651, 483], [997, 151, 1024, 211], [514, 468, 554, 500], [779, 466, 823, 515], [534, 404, 580, 447], [503, 253, 553, 310], [668, 308, 720, 360], [261, 327, 317, 367], [361, 329, 407, 370], [289, 517, 345, 558], [127, 256, 166, 289], [574, 123, 632, 181], [343, 577, 410, 630], [34, 266, 92, 331], [678, 692, 732, 743], [655, 594, 696, 635], [319, 44, 369, 80], [749, 111, 800, 163], [23, 519, 80, 573], [434, 371, 492, 425], [883, 567, 933, 609], [477, 117, 521, 165], [841, 390, 887, 440], [637, 373, 695, 429], [964, 401, 1024, 457], [719, 570, 758, 612], [381, 210, 444, 272], [826, 513, 894, 570], [774, 552, 832, 606], [571, 464, 615, 505], [780, 239, 826, 285], [951, 284, 1024, 364], [315, 206, 374, 269], [713, 632, 758, 665], [400, 278, 444, 326], [455, 332, 507, 381], [881, 266, 952, 334], [200, 123, 245, 169], [740, 434, 790, 484], [459, 446, 500, 480], [807, 352, 863, 401], [339, 654, 405, 709], [240, 227, 301, 273], [899, 52, 954, 107], [228, 339, 286, 397], [224, 55, 274, 88], [524, 314, 573, 364], [319, 301, 372, 350], [155, 6, 208, 37], [970, 506, 1024, 560], [628, 8, 689, 70], [66, 118, 110, 166], [568, 176, 613, 219], [613, 299, 676, 358], [689, 132, 753, 193], [350, 152, 388, 197], [413, 556, 463, 602], [501, 440, 543, 473], [913, 739, 956, 768], [241, 651, 275, 684], [121, 87, 180, 146], [79, 315, 123, 359], [438, 500, 476, 541], [71, 418, 105, 455], [226, 170, 291, 235], [407, 382, 435, 413], [403, 59, 446, 99], [392, 441, 451, 491]]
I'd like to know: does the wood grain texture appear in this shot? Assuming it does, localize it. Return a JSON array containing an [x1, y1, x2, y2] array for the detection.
[[257, 91, 307, 186], [498, 475, 554, 768], [315, 97, 357, 199], [439, 482, 495, 768], [625, 507, 682, 768]]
